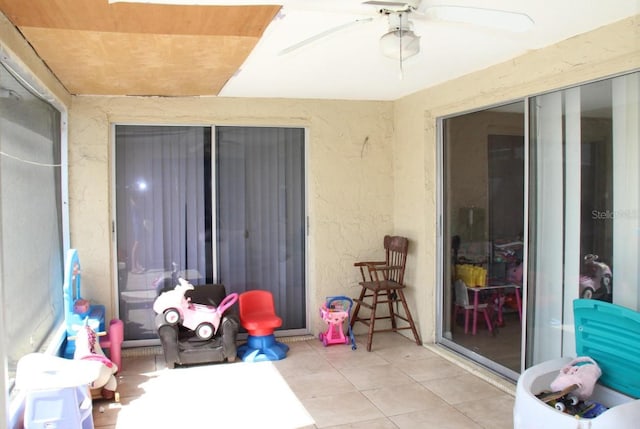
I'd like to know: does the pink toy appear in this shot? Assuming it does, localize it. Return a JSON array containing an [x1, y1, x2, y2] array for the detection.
[[579, 254, 612, 300], [153, 278, 238, 340], [319, 296, 356, 349], [549, 356, 602, 400], [73, 322, 119, 401]]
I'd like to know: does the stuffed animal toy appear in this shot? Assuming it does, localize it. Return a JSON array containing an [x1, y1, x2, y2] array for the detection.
[[73, 322, 119, 400], [549, 356, 602, 400]]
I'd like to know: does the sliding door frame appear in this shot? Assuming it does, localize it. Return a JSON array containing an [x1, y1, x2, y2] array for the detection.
[[435, 99, 530, 381], [111, 123, 310, 347]]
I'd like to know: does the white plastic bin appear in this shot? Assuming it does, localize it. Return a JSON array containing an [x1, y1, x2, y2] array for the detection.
[[23, 386, 94, 429], [514, 357, 640, 428], [16, 354, 103, 429], [513, 299, 640, 429]]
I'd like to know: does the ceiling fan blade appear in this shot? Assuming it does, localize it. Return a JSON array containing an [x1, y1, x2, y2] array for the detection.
[[423, 5, 534, 32], [279, 17, 373, 56], [363, 1, 409, 6]]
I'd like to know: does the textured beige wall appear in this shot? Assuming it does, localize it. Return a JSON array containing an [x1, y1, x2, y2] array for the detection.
[[394, 15, 640, 343], [68, 96, 394, 326]]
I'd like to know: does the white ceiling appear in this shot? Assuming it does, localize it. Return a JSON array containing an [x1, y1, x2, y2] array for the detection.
[[99, 1, 640, 100]]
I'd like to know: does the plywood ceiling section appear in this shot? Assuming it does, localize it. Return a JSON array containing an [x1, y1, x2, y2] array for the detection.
[[0, 0, 281, 96]]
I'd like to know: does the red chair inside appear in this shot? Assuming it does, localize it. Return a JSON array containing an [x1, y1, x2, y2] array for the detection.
[[239, 290, 283, 336]]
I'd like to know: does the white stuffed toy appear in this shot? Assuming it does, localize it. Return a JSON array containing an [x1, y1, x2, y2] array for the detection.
[[549, 356, 602, 400], [73, 323, 119, 400]]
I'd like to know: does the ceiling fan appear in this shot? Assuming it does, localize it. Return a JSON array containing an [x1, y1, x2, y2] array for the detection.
[[279, 0, 534, 69], [108, 0, 534, 70]]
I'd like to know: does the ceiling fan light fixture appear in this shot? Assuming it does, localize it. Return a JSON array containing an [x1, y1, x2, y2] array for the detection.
[[379, 28, 420, 60]]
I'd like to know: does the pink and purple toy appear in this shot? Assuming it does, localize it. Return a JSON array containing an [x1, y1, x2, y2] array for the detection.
[[153, 278, 238, 340], [319, 296, 356, 350], [63, 249, 123, 371]]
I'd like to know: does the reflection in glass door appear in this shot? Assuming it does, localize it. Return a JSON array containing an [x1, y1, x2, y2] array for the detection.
[[440, 102, 525, 377], [115, 125, 213, 343], [527, 72, 640, 365]]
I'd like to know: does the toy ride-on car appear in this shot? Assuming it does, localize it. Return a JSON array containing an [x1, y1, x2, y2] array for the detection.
[[153, 278, 238, 340]]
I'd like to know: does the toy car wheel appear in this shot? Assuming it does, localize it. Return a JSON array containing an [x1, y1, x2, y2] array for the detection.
[[555, 402, 566, 412], [163, 308, 180, 325], [196, 323, 214, 340], [568, 395, 579, 406], [581, 287, 594, 299]]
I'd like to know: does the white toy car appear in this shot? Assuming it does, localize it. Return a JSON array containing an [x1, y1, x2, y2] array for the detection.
[[153, 278, 238, 340]]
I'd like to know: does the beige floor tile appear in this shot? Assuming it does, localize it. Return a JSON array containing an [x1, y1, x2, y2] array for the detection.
[[373, 343, 438, 363], [420, 374, 505, 405], [285, 368, 357, 399], [324, 417, 399, 429], [454, 395, 515, 429], [362, 382, 448, 416], [353, 332, 420, 352], [112, 373, 156, 399], [91, 396, 130, 427], [116, 355, 157, 376], [300, 391, 385, 428], [273, 348, 336, 377], [93, 338, 517, 429], [390, 403, 484, 429], [339, 363, 415, 390], [323, 347, 390, 369], [396, 356, 466, 382]]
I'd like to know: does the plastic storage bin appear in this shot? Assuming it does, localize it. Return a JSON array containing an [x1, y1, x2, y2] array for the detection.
[[16, 354, 104, 429], [23, 386, 94, 429], [514, 299, 640, 428]]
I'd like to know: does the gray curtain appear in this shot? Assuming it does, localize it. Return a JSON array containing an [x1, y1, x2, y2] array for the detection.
[[115, 125, 210, 340], [216, 126, 306, 330]]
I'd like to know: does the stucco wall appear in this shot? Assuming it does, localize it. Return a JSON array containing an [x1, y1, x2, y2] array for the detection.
[[394, 15, 640, 343], [68, 96, 394, 330]]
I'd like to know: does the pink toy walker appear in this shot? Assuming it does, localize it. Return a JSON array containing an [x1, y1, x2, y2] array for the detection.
[[319, 296, 356, 350]]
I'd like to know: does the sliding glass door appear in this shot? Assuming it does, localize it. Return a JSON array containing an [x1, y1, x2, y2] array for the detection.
[[527, 72, 640, 365], [115, 126, 212, 342], [440, 101, 526, 377], [115, 125, 306, 343], [439, 71, 640, 378], [216, 127, 306, 331]]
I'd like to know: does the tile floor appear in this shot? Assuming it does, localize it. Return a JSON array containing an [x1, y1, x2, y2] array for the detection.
[[93, 332, 516, 429]]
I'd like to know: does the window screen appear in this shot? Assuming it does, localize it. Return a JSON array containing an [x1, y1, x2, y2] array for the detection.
[[0, 63, 64, 388]]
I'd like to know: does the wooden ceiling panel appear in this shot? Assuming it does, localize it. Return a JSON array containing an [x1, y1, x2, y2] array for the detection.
[[20, 28, 257, 96], [0, 0, 280, 36], [0, 0, 281, 96]]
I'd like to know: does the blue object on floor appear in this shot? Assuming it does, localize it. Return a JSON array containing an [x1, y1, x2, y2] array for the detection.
[[237, 334, 289, 362]]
